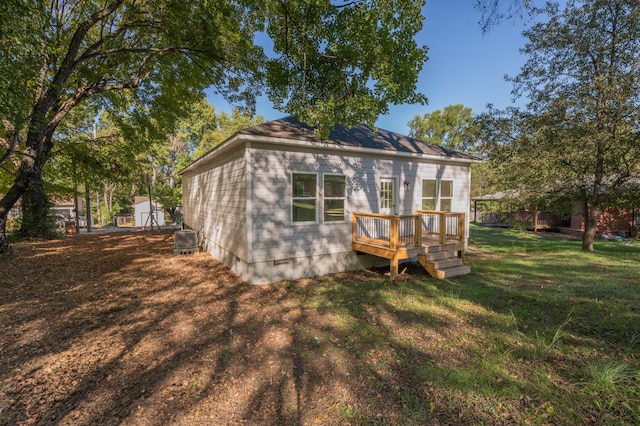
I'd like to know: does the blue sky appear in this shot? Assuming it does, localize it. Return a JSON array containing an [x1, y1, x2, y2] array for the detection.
[[206, 1, 531, 135]]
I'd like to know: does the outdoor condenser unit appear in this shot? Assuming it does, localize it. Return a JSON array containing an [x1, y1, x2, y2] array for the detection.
[[174, 230, 198, 249]]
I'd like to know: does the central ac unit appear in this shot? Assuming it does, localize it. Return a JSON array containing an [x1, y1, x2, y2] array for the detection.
[[174, 230, 198, 248]]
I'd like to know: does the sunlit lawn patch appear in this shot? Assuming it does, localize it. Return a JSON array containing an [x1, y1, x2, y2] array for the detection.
[[285, 225, 640, 424]]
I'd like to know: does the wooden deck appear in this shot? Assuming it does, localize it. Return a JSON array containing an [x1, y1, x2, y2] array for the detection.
[[352, 211, 470, 280]]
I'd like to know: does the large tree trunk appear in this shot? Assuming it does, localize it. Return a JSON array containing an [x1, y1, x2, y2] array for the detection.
[[19, 171, 51, 238], [0, 145, 43, 253], [0, 99, 57, 250], [582, 202, 600, 252], [0, 216, 13, 255]]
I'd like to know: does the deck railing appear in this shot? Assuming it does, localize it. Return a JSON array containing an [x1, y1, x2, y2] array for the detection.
[[352, 213, 422, 250], [416, 210, 466, 244], [353, 210, 467, 279], [353, 211, 466, 249]]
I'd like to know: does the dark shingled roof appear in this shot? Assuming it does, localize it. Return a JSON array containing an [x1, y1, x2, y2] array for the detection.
[[238, 116, 478, 161]]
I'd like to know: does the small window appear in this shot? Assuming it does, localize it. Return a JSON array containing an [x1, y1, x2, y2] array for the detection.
[[292, 173, 317, 222], [324, 175, 346, 222], [421, 180, 436, 210]]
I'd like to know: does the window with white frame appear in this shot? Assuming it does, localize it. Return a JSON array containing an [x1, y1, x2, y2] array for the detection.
[[421, 180, 437, 210], [422, 179, 453, 211], [440, 180, 453, 212], [323, 175, 346, 222], [292, 173, 317, 222]]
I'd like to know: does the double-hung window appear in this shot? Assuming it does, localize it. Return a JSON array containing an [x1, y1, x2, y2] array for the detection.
[[422, 179, 453, 212], [291, 173, 347, 223], [292, 173, 317, 222], [323, 175, 346, 222]]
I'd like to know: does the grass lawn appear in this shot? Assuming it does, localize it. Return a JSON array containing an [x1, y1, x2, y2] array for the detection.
[[1, 225, 639, 424], [285, 225, 640, 424]]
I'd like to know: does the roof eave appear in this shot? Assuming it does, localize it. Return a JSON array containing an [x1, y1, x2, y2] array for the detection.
[[180, 131, 481, 175], [179, 132, 244, 175], [252, 135, 480, 164]]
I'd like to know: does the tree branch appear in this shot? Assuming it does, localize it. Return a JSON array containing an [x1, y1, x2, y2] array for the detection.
[[51, 0, 126, 93], [47, 75, 144, 135], [0, 119, 20, 169]]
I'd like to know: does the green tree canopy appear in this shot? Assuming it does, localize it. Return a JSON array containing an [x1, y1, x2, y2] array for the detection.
[[481, 0, 640, 251], [0, 0, 428, 252], [145, 97, 265, 223], [197, 108, 265, 156], [407, 104, 476, 152]]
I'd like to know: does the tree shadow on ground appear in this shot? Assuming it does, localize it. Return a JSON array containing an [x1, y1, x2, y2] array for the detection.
[[1, 229, 638, 425]]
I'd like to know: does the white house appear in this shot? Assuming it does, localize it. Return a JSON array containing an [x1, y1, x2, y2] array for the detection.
[[133, 197, 165, 228], [181, 117, 478, 284]]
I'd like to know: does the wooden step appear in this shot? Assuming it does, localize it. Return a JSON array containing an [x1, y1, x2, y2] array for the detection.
[[433, 265, 471, 279], [428, 257, 463, 270], [421, 250, 459, 262], [418, 254, 471, 280], [418, 253, 461, 269], [422, 242, 459, 253]]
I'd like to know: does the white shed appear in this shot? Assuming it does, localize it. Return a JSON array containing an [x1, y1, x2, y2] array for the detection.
[[181, 117, 479, 284], [133, 198, 165, 228]]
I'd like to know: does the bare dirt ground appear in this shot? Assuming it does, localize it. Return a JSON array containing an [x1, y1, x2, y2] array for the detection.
[[2, 230, 460, 425]]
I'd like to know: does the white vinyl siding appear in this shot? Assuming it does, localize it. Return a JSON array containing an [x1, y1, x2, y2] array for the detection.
[[250, 145, 373, 263], [248, 142, 471, 264], [182, 148, 248, 261]]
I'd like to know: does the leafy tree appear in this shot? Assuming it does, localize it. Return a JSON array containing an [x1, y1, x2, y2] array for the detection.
[[197, 108, 265, 155], [264, 0, 427, 131], [482, 0, 640, 251], [144, 132, 189, 225], [42, 108, 142, 227], [137, 97, 263, 224], [0, 0, 428, 253], [407, 104, 476, 152], [181, 97, 219, 156]]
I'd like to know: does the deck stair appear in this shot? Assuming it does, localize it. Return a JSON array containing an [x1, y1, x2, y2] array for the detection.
[[418, 245, 470, 279], [352, 211, 471, 280]]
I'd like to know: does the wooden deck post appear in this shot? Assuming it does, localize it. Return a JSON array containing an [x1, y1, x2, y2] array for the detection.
[[352, 212, 357, 240], [390, 216, 399, 250], [414, 214, 422, 247], [439, 212, 446, 244], [390, 254, 399, 280], [390, 216, 399, 279], [457, 212, 465, 242]]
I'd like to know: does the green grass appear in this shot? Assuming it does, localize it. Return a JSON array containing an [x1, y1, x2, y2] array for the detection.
[[289, 224, 640, 424]]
